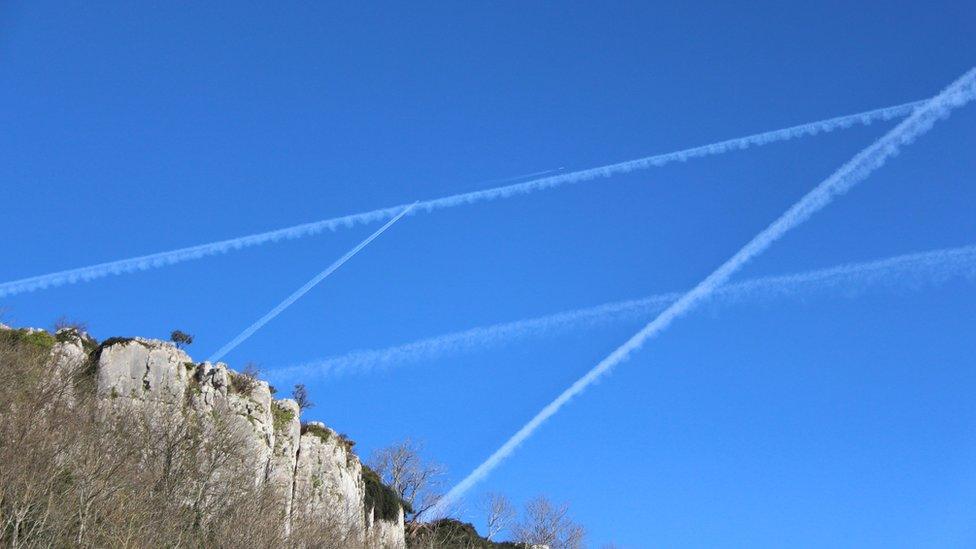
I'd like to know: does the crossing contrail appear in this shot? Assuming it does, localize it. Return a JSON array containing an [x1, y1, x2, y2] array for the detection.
[[207, 202, 418, 364], [426, 69, 976, 518], [0, 99, 927, 298], [267, 244, 976, 381]]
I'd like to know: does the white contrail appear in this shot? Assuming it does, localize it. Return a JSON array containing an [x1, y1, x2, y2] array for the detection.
[[267, 244, 976, 381], [426, 69, 976, 518], [207, 202, 418, 364], [0, 99, 927, 298], [478, 167, 566, 185]]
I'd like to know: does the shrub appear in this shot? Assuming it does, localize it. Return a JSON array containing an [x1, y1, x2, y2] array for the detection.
[[301, 422, 331, 443], [337, 433, 358, 466], [54, 328, 98, 355], [187, 377, 202, 396], [229, 364, 260, 395], [169, 330, 193, 349], [0, 328, 56, 351], [362, 464, 412, 522], [53, 317, 88, 334], [99, 336, 136, 348], [337, 433, 356, 453], [272, 402, 295, 432], [406, 518, 521, 548]]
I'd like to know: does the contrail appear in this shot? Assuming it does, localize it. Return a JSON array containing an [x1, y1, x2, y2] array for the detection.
[[207, 202, 418, 364], [0, 99, 927, 298], [478, 167, 566, 185], [426, 69, 976, 517], [267, 244, 976, 381]]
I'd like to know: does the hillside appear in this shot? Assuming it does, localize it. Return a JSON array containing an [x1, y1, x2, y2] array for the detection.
[[0, 323, 408, 548]]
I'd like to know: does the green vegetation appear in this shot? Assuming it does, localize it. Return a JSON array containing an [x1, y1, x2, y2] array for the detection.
[[406, 519, 522, 548], [99, 336, 137, 348], [229, 363, 261, 396], [301, 422, 331, 443], [272, 402, 295, 432], [169, 329, 193, 349], [0, 328, 56, 351], [187, 376, 202, 396], [182, 363, 201, 398], [229, 371, 258, 395], [362, 464, 411, 522]]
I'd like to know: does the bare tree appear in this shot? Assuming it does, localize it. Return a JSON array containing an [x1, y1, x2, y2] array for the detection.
[[53, 316, 88, 333], [512, 495, 586, 549], [481, 492, 515, 541], [292, 383, 314, 412], [369, 438, 445, 520]]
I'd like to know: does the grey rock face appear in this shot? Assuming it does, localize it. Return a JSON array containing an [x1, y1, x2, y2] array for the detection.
[[96, 338, 192, 402], [73, 334, 405, 546], [3, 324, 408, 547], [269, 397, 302, 528], [367, 505, 407, 548], [293, 422, 366, 537]]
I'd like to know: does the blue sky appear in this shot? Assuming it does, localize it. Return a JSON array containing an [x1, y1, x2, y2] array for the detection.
[[2, 2, 975, 546]]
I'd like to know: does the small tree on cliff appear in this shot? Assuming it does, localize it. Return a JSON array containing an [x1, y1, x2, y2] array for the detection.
[[169, 330, 193, 349], [292, 384, 314, 412]]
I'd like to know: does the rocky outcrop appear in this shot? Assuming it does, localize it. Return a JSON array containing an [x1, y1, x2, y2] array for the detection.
[[40, 330, 406, 547], [368, 506, 406, 547], [269, 398, 302, 530], [293, 422, 366, 537]]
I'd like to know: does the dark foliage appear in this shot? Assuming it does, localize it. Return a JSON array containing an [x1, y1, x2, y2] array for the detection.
[[169, 330, 194, 349], [338, 433, 356, 453], [362, 464, 412, 522], [292, 383, 314, 411], [99, 336, 137, 348], [87, 337, 146, 378], [406, 518, 523, 548]]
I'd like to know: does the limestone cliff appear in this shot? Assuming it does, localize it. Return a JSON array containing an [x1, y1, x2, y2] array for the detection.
[[38, 327, 406, 548]]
